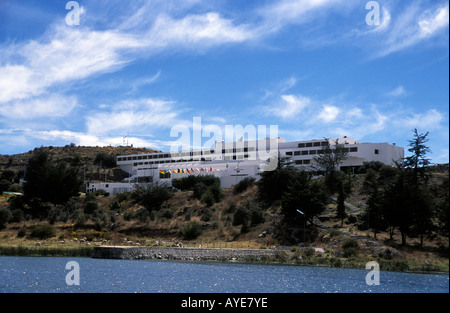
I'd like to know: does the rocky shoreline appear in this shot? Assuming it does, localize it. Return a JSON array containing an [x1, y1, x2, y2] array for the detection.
[[92, 246, 278, 262]]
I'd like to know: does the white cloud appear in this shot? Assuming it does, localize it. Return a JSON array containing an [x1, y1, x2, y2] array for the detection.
[[146, 12, 255, 51], [85, 98, 182, 136], [257, 0, 345, 31], [398, 109, 445, 131], [371, 2, 449, 58], [418, 4, 449, 36], [267, 94, 311, 119], [318, 105, 340, 123], [386, 86, 407, 97], [0, 94, 77, 119]]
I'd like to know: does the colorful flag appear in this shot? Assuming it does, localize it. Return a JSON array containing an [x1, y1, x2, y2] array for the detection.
[[159, 170, 165, 174]]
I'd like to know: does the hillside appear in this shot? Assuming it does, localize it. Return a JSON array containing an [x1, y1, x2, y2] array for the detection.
[[0, 145, 448, 273], [0, 145, 159, 188], [0, 174, 448, 272]]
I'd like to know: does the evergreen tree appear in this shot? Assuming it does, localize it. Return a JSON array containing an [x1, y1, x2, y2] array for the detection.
[[312, 138, 349, 194], [281, 170, 329, 226], [23, 148, 82, 212]]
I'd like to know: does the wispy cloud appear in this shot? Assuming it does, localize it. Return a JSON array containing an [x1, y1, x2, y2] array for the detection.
[[386, 85, 407, 97], [0, 94, 77, 120], [85, 98, 184, 136], [368, 1, 449, 58]]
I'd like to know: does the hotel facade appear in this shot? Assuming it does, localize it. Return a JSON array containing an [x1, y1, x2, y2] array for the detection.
[[86, 137, 404, 194]]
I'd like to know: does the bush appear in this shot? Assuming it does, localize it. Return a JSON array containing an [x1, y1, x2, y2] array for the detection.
[[233, 177, 255, 195], [343, 247, 358, 258], [0, 207, 12, 229], [131, 182, 173, 212], [84, 201, 99, 215], [159, 209, 174, 219], [342, 238, 358, 249], [172, 175, 219, 191], [192, 182, 208, 200], [200, 208, 213, 222], [17, 226, 27, 238], [232, 206, 250, 226], [181, 222, 202, 240], [201, 189, 215, 207], [29, 223, 55, 240], [250, 207, 265, 226], [134, 207, 151, 222]]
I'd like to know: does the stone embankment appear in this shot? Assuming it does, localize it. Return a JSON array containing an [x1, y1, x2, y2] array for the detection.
[[92, 246, 278, 262]]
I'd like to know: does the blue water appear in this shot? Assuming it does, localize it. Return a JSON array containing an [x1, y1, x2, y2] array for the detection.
[[0, 256, 448, 293]]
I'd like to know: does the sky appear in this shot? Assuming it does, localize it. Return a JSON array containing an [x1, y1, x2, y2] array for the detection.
[[0, 0, 448, 164]]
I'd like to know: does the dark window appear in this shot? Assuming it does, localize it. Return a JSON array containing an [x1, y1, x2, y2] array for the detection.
[[301, 150, 308, 155], [294, 151, 301, 156], [305, 142, 313, 147], [313, 142, 321, 147], [286, 151, 293, 156], [309, 150, 316, 155], [374, 149, 379, 155], [303, 160, 311, 164], [350, 147, 358, 152], [298, 143, 305, 148]]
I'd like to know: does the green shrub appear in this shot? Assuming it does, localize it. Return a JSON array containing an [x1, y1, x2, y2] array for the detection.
[[233, 177, 255, 195], [201, 189, 215, 207], [232, 206, 250, 226], [200, 208, 213, 222], [28, 223, 55, 240], [181, 222, 202, 240], [250, 207, 265, 226], [342, 238, 358, 249], [0, 207, 12, 229], [192, 182, 208, 200], [17, 226, 27, 238], [84, 201, 99, 215], [159, 209, 174, 219], [343, 247, 358, 258]]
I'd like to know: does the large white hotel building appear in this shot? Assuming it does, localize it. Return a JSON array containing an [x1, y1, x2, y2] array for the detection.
[[86, 137, 404, 194]]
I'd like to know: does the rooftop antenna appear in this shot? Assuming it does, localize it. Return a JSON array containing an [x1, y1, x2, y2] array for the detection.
[[123, 132, 129, 146]]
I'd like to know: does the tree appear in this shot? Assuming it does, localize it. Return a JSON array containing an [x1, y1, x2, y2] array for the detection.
[[131, 182, 173, 213], [23, 148, 82, 210], [257, 154, 298, 206], [361, 169, 389, 238], [281, 170, 329, 226], [404, 129, 432, 185], [312, 138, 349, 194], [403, 129, 434, 246]]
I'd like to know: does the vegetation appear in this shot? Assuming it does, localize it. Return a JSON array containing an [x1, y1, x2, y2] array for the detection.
[[0, 132, 448, 273]]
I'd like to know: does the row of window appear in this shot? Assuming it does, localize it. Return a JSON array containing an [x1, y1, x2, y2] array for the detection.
[[298, 141, 328, 148], [286, 147, 358, 156], [118, 147, 258, 162], [131, 153, 253, 167], [295, 159, 311, 165]]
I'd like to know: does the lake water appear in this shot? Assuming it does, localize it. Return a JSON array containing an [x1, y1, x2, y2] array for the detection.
[[0, 256, 448, 293]]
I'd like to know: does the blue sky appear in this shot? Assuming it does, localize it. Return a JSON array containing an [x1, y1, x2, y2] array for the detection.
[[0, 0, 448, 163]]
